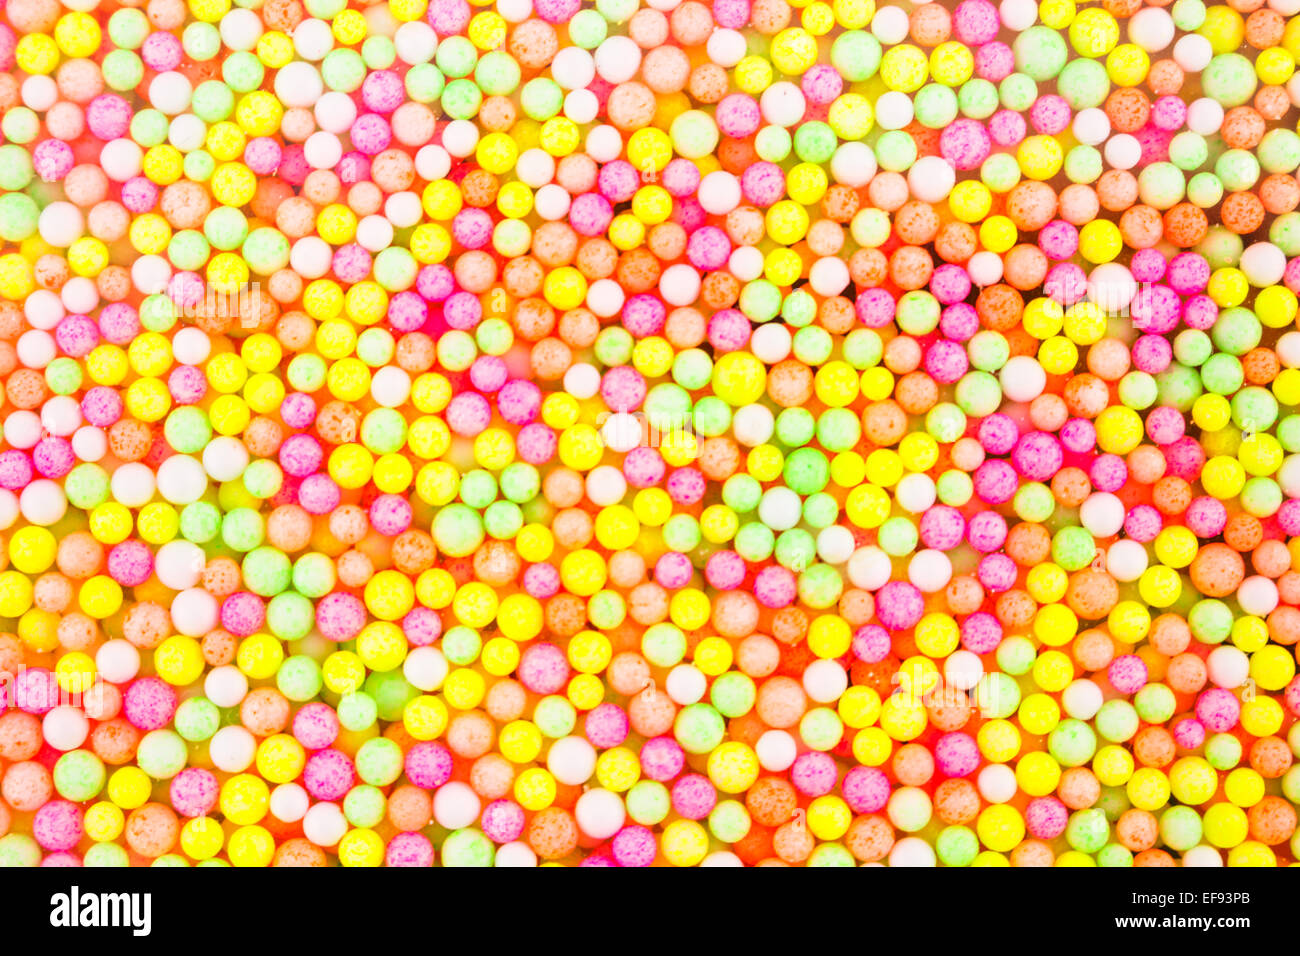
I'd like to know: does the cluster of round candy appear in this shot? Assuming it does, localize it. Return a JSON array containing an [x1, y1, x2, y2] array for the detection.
[[2, 0, 1300, 868]]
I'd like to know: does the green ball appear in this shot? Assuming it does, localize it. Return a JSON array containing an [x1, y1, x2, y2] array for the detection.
[[534, 695, 576, 737], [136, 729, 189, 779], [440, 828, 494, 867], [52, 749, 106, 801], [710, 672, 757, 718], [1201, 53, 1257, 107], [174, 697, 220, 742], [0, 834, 41, 867], [343, 784, 387, 828], [432, 503, 485, 557], [674, 703, 725, 754], [1048, 718, 1098, 766], [936, 825, 980, 866], [355, 737, 404, 786], [626, 780, 670, 825], [338, 691, 378, 732], [277, 655, 323, 701], [1066, 808, 1110, 853], [1095, 699, 1139, 743], [1013, 26, 1068, 81]]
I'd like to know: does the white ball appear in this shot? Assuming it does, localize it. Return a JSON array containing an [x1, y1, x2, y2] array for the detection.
[[1106, 539, 1149, 582], [1240, 242, 1287, 286], [495, 842, 538, 867], [1187, 98, 1225, 136], [547, 736, 597, 785], [303, 802, 348, 846], [71, 426, 106, 463], [43, 706, 90, 751], [1128, 7, 1174, 52], [1072, 107, 1111, 146], [40, 394, 81, 435], [37, 202, 84, 248], [594, 36, 641, 83], [659, 263, 701, 306], [875, 89, 914, 130], [432, 781, 481, 829], [172, 587, 219, 636], [848, 546, 893, 590], [96, 640, 140, 684], [3, 410, 41, 449], [403, 646, 449, 691], [1174, 33, 1213, 72], [203, 436, 249, 481], [999, 354, 1047, 402], [384, 192, 423, 228], [895, 473, 936, 514], [1206, 645, 1250, 690], [810, 256, 850, 297], [394, 22, 437, 65], [1237, 576, 1279, 617], [871, 5, 909, 43], [24, 289, 64, 330], [706, 28, 747, 67], [816, 525, 856, 565], [204, 665, 249, 708], [967, 250, 1004, 286], [551, 47, 596, 90], [759, 82, 805, 127], [803, 659, 848, 703], [601, 412, 643, 453], [19, 479, 66, 526], [698, 171, 741, 215], [728, 245, 764, 281], [978, 763, 1018, 803], [210, 725, 257, 773], [371, 365, 412, 407], [908, 549, 952, 593], [585, 465, 627, 507], [665, 664, 707, 705], [110, 463, 155, 508], [292, 19, 334, 60], [290, 236, 332, 279], [830, 141, 877, 187], [563, 363, 601, 400], [16, 329, 55, 369], [1079, 492, 1125, 537], [943, 650, 984, 691], [758, 487, 802, 531], [701, 851, 744, 867], [21, 75, 57, 111], [1182, 845, 1224, 867], [1087, 261, 1138, 314], [908, 156, 956, 202], [1277, 331, 1300, 368], [756, 730, 797, 772], [534, 183, 571, 220], [564, 88, 599, 124], [515, 148, 556, 188], [167, 114, 207, 152], [303, 130, 342, 170], [584, 125, 623, 165], [156, 454, 208, 505], [148, 71, 192, 114], [131, 256, 171, 295], [174, 328, 212, 366], [889, 836, 937, 867], [1000, 0, 1038, 29], [732, 403, 774, 446], [60, 277, 99, 314], [155, 540, 205, 590], [574, 788, 625, 839], [356, 215, 394, 252], [441, 120, 479, 158], [219, 9, 263, 50], [270, 783, 310, 823], [750, 323, 792, 364], [0, 491, 17, 530], [1062, 679, 1104, 720], [1103, 133, 1142, 170], [414, 144, 451, 180], [585, 279, 624, 319]]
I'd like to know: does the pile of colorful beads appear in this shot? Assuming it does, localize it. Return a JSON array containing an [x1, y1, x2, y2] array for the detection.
[[1, 0, 1300, 867]]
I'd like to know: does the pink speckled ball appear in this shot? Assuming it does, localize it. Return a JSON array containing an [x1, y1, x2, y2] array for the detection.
[[517, 642, 569, 695], [123, 677, 178, 731], [385, 831, 435, 866], [303, 748, 356, 801], [32, 799, 83, 852], [169, 767, 219, 817]]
